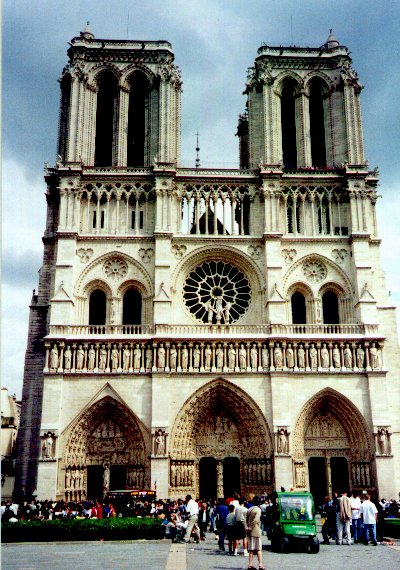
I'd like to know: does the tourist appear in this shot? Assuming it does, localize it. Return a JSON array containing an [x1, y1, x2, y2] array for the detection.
[[226, 503, 236, 554], [246, 495, 265, 569], [360, 493, 378, 545], [337, 490, 352, 545], [183, 494, 200, 543], [234, 496, 248, 556], [349, 490, 362, 542], [214, 497, 229, 551]]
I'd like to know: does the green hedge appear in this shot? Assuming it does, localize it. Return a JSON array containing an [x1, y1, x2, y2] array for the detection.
[[2, 517, 165, 543], [384, 518, 400, 539]]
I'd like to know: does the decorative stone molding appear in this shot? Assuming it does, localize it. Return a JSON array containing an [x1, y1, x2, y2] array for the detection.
[[331, 248, 348, 263], [282, 248, 297, 264], [375, 427, 392, 456], [138, 247, 154, 263], [248, 244, 262, 259], [302, 259, 327, 283], [171, 244, 187, 258], [77, 247, 94, 263], [103, 257, 128, 279]]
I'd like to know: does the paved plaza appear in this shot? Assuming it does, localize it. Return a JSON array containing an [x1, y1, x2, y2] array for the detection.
[[3, 535, 400, 570]]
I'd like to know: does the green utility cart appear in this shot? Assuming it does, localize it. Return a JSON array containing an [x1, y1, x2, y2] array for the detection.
[[269, 492, 320, 553]]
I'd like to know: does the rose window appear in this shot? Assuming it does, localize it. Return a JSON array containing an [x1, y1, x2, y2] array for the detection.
[[103, 257, 128, 279], [302, 259, 327, 283], [183, 260, 251, 324]]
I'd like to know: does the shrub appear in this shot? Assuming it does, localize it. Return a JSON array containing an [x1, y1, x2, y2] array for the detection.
[[1, 517, 165, 543]]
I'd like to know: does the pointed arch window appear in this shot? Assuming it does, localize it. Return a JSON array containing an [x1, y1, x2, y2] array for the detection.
[[89, 289, 107, 325], [127, 72, 150, 167], [57, 74, 72, 161], [322, 290, 339, 324], [281, 79, 298, 168], [94, 71, 118, 166], [291, 291, 307, 324], [123, 288, 142, 325], [309, 79, 327, 167]]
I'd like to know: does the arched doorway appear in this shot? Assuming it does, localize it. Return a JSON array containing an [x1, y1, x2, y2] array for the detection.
[[169, 379, 274, 499], [62, 395, 148, 501], [292, 389, 374, 509]]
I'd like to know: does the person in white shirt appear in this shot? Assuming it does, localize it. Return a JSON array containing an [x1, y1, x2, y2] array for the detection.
[[184, 494, 200, 543], [360, 494, 378, 546], [349, 491, 363, 542]]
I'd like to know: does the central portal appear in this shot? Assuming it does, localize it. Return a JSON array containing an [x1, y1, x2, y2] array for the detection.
[[199, 456, 240, 499]]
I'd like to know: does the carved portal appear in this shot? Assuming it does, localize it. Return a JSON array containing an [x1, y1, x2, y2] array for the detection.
[[63, 396, 148, 500], [169, 379, 273, 498]]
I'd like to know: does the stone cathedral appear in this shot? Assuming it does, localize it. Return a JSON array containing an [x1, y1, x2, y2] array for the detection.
[[15, 26, 400, 505]]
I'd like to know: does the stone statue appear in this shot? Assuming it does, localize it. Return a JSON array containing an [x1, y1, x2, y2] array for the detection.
[[170, 463, 176, 486], [154, 429, 165, 456], [321, 344, 330, 368], [123, 345, 130, 371], [332, 345, 341, 368], [378, 428, 389, 455], [277, 429, 288, 454], [103, 464, 110, 494], [228, 344, 236, 369], [175, 463, 181, 486], [309, 344, 318, 369], [111, 345, 119, 370], [239, 344, 247, 370], [224, 301, 231, 324], [215, 298, 224, 322], [250, 344, 258, 369], [43, 432, 54, 458], [297, 345, 305, 368], [64, 345, 72, 370], [88, 345, 96, 371], [286, 344, 294, 368], [76, 345, 84, 370], [370, 343, 378, 369], [193, 345, 201, 368], [261, 345, 269, 368], [50, 344, 59, 369], [181, 346, 188, 369], [344, 344, 352, 368], [206, 300, 214, 324], [145, 346, 152, 369], [158, 344, 166, 368], [99, 345, 107, 371], [274, 345, 283, 368], [170, 345, 177, 370], [205, 344, 212, 369], [134, 345, 141, 370], [216, 345, 224, 369], [357, 345, 365, 368]]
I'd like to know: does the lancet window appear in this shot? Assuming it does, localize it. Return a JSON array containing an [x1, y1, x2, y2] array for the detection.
[[322, 290, 340, 324], [309, 78, 328, 168], [89, 289, 107, 325], [280, 79, 298, 169], [291, 291, 307, 324], [57, 74, 72, 161], [123, 289, 142, 325], [180, 185, 250, 235], [127, 72, 151, 167], [94, 71, 119, 167]]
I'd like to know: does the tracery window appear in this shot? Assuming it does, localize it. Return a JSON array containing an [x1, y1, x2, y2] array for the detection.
[[183, 260, 251, 324]]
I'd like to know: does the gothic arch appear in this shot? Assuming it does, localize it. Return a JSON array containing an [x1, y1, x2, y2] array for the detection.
[[88, 63, 122, 85], [303, 72, 332, 95], [274, 71, 302, 96], [75, 250, 153, 298], [169, 378, 273, 460], [292, 387, 373, 463], [121, 64, 156, 90], [61, 390, 150, 498]]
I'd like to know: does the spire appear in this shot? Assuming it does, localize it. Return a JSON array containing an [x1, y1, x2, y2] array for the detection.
[[325, 29, 339, 49], [81, 21, 94, 40], [195, 129, 200, 169]]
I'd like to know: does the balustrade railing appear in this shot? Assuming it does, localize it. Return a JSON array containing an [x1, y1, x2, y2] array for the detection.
[[47, 323, 379, 338]]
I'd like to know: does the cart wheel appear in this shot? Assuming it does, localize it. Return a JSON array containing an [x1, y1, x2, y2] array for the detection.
[[309, 536, 320, 554]]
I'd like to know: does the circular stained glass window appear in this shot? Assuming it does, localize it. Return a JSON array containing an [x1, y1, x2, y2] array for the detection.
[[183, 260, 251, 324]]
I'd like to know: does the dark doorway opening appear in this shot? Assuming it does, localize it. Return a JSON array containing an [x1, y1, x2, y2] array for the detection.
[[322, 291, 339, 324], [110, 465, 127, 491], [199, 457, 217, 500], [291, 291, 307, 324], [308, 457, 327, 510], [89, 289, 107, 325], [123, 288, 142, 324], [223, 457, 240, 498], [87, 465, 104, 499], [330, 457, 349, 496]]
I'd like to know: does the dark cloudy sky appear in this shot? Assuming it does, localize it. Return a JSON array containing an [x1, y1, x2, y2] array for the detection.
[[3, 0, 400, 397]]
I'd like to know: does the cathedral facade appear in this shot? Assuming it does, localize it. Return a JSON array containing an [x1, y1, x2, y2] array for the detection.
[[15, 27, 400, 504]]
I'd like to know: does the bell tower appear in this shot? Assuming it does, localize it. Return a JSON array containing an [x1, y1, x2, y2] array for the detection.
[[57, 23, 181, 167], [240, 31, 364, 169]]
